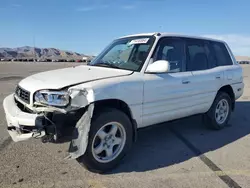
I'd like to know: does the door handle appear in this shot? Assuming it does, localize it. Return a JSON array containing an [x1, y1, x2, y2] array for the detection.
[[215, 75, 221, 79], [182, 80, 190, 84]]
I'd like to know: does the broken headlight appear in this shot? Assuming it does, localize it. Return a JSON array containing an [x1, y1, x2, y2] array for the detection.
[[34, 90, 70, 107]]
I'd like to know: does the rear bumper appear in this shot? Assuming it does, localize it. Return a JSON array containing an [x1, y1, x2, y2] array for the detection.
[[3, 94, 45, 142]]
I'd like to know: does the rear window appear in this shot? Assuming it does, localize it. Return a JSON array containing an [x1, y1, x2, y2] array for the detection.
[[211, 42, 233, 66]]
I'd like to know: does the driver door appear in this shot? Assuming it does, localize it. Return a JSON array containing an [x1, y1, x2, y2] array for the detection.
[[142, 37, 195, 127]]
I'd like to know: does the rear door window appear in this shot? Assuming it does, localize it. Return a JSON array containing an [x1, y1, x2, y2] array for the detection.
[[185, 39, 209, 71]]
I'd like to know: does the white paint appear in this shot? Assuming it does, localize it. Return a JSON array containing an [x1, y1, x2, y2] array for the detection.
[[2, 32, 245, 143], [145, 60, 170, 73], [18, 65, 132, 93], [119, 32, 157, 39], [3, 94, 43, 142], [18, 65, 132, 104]]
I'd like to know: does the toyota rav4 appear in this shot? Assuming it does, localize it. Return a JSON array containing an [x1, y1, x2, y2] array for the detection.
[[3, 32, 244, 173]]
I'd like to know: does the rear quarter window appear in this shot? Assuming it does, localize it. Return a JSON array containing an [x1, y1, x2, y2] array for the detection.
[[211, 41, 233, 66]]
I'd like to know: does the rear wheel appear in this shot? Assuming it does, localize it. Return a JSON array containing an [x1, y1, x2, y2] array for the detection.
[[77, 108, 133, 173], [203, 92, 232, 130]]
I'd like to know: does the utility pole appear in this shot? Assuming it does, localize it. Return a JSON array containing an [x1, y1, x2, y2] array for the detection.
[[33, 35, 36, 62]]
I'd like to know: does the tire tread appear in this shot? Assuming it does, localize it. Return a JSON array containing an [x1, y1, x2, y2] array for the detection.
[[77, 107, 133, 173], [203, 91, 232, 130]]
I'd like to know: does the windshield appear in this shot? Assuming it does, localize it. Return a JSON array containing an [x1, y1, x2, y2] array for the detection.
[[89, 36, 156, 71]]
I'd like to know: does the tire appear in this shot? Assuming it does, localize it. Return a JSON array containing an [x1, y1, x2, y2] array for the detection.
[[77, 108, 133, 173], [203, 92, 232, 130]]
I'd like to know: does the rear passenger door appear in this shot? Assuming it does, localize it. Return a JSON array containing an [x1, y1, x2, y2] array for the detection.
[[185, 38, 224, 113]]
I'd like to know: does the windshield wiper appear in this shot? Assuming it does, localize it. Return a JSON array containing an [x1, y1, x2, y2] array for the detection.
[[93, 62, 120, 69]]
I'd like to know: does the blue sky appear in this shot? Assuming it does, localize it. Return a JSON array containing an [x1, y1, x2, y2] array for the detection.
[[0, 0, 250, 56]]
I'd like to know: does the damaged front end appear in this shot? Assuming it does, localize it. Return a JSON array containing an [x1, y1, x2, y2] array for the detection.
[[3, 86, 95, 159]]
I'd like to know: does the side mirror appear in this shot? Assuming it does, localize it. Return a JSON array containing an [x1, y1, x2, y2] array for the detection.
[[145, 60, 170, 73]]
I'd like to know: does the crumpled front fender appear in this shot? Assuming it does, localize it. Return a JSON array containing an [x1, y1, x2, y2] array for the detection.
[[67, 103, 94, 159]]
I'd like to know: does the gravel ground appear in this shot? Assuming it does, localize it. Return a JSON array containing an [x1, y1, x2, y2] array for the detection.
[[0, 62, 250, 188]]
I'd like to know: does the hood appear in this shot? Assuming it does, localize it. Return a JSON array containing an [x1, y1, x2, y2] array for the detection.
[[19, 65, 133, 93]]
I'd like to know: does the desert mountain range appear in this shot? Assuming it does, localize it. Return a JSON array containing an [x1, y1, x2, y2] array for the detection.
[[0, 46, 249, 62], [0, 46, 92, 60]]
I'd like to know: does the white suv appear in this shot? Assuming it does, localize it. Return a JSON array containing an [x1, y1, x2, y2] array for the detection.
[[3, 32, 244, 173]]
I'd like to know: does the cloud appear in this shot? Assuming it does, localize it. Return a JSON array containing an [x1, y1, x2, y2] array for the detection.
[[203, 34, 250, 56], [76, 7, 95, 12], [76, 4, 109, 12], [11, 4, 22, 7], [76, 1, 136, 12], [121, 5, 136, 10], [0, 3, 21, 10]]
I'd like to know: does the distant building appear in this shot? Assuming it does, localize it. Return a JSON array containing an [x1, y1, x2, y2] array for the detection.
[[82, 56, 93, 63], [237, 60, 250, 64]]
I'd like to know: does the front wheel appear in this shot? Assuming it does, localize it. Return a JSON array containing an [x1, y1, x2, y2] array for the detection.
[[203, 92, 232, 130], [77, 108, 133, 173]]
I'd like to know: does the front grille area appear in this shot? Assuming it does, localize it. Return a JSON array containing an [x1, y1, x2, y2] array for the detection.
[[14, 97, 34, 113], [15, 85, 30, 104]]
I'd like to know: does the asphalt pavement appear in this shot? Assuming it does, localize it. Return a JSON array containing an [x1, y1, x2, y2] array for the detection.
[[0, 62, 250, 188]]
